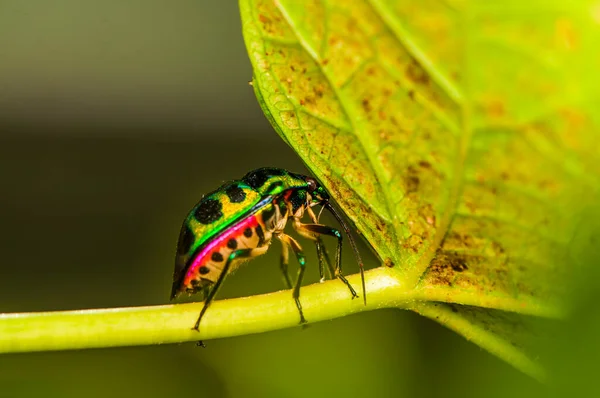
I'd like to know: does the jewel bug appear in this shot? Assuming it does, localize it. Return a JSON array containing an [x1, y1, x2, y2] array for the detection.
[[171, 167, 365, 331]]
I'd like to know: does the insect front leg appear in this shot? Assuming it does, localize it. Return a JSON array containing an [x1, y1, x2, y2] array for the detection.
[[192, 246, 268, 331], [276, 233, 307, 324], [306, 206, 335, 281], [293, 221, 359, 300], [278, 237, 293, 289], [314, 237, 335, 282]]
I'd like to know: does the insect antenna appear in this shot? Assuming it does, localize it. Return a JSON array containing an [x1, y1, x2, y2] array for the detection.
[[324, 202, 366, 305]]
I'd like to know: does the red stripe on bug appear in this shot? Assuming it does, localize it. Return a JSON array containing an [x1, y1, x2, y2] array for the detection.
[[184, 214, 260, 285]]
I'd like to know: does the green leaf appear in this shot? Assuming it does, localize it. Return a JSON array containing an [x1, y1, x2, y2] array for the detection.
[[410, 302, 549, 381], [240, 0, 600, 378]]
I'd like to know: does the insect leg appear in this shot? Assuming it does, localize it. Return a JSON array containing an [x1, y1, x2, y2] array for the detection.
[[192, 247, 267, 331], [314, 238, 335, 281], [277, 233, 307, 324], [324, 203, 366, 305], [200, 284, 210, 301], [305, 206, 335, 281], [193, 285, 212, 345], [295, 223, 359, 299], [278, 237, 293, 289]]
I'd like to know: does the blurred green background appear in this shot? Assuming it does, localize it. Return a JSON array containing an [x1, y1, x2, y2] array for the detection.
[[0, 1, 597, 397]]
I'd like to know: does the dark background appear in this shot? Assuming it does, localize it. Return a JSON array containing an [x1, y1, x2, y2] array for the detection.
[[0, 1, 596, 397]]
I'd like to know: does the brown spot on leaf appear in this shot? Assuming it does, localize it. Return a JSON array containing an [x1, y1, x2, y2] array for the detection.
[[418, 203, 436, 228], [379, 129, 390, 142], [402, 234, 423, 253], [427, 250, 474, 286], [465, 200, 477, 213], [314, 85, 324, 98], [462, 234, 476, 248], [384, 258, 395, 268], [373, 216, 389, 235], [491, 241, 505, 255], [450, 257, 468, 272], [404, 166, 420, 194], [483, 98, 506, 119], [405, 58, 429, 84], [362, 98, 372, 112], [428, 251, 454, 286], [405, 176, 420, 193]]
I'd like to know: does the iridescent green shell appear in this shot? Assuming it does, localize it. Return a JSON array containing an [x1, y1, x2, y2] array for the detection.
[[175, 168, 313, 272], [176, 181, 262, 266], [241, 167, 309, 196]]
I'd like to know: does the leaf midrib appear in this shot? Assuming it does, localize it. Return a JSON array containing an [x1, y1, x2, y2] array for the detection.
[[366, 0, 471, 287], [275, 1, 401, 253]]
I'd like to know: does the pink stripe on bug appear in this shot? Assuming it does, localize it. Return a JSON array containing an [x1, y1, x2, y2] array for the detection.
[[184, 214, 260, 284]]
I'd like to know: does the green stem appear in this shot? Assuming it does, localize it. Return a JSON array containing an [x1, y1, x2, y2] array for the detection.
[[0, 267, 408, 354]]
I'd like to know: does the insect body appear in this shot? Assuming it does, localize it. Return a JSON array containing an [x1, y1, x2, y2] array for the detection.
[[171, 167, 365, 331]]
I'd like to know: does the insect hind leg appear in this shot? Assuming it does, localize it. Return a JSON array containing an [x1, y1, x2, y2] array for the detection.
[[276, 233, 308, 324], [192, 246, 268, 331]]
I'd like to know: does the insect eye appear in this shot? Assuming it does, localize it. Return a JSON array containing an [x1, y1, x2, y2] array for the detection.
[[306, 177, 317, 192]]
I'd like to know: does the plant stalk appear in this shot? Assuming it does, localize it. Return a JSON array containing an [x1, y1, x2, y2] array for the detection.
[[0, 267, 407, 354]]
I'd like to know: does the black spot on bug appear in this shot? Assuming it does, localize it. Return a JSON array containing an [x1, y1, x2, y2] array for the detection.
[[243, 168, 286, 189], [194, 198, 223, 225], [211, 252, 223, 262], [243, 228, 253, 238], [191, 279, 200, 286], [256, 225, 265, 246], [265, 168, 286, 176], [227, 239, 238, 249], [199, 266, 210, 275], [177, 225, 194, 255], [243, 170, 270, 189], [225, 184, 247, 203]]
